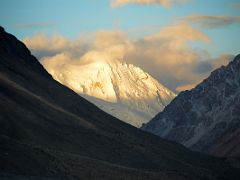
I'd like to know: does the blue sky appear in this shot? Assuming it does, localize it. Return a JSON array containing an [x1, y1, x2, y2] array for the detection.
[[1, 0, 239, 56], [1, 0, 240, 91]]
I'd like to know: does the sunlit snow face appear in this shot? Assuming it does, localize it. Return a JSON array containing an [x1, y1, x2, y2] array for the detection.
[[42, 50, 175, 102], [41, 49, 176, 127], [42, 51, 118, 103]]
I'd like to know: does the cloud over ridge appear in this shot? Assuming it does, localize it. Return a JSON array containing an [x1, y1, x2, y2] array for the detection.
[[23, 23, 232, 93], [181, 15, 240, 28], [111, 0, 189, 8]]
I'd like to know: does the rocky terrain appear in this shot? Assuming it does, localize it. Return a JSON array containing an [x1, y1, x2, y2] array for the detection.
[[143, 54, 240, 157]]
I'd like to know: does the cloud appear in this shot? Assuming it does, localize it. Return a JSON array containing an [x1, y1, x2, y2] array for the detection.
[[182, 15, 240, 28], [144, 22, 210, 45], [209, 54, 233, 68], [110, 0, 189, 8], [176, 83, 196, 92], [14, 22, 54, 29], [23, 23, 232, 93], [92, 31, 135, 57], [177, 54, 234, 91], [23, 34, 87, 58], [229, 3, 240, 9], [126, 23, 210, 91], [24, 34, 70, 52]]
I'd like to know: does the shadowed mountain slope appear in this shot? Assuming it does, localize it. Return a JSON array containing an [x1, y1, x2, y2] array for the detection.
[[143, 54, 240, 157]]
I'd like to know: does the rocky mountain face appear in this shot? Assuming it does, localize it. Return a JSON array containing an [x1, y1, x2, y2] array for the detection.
[[42, 52, 175, 127], [142, 54, 240, 157], [1, 26, 240, 180]]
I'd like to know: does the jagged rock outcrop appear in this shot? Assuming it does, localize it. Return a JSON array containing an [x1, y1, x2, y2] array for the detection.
[[143, 55, 240, 157]]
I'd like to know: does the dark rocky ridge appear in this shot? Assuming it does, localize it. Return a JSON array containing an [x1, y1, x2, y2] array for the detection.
[[0, 26, 50, 78], [143, 54, 240, 157], [0, 26, 239, 179]]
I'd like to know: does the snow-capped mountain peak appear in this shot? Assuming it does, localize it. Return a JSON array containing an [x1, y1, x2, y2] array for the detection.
[[42, 51, 176, 127]]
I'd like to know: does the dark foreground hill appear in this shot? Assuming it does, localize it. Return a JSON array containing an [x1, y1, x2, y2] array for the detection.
[[143, 54, 240, 157], [0, 26, 240, 180]]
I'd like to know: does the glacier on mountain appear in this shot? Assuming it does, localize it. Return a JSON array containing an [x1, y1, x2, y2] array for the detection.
[[42, 51, 175, 127]]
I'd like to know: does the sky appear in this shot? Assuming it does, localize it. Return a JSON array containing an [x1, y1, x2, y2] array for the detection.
[[1, 0, 240, 92]]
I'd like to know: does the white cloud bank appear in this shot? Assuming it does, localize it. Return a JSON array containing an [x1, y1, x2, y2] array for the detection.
[[23, 23, 233, 93]]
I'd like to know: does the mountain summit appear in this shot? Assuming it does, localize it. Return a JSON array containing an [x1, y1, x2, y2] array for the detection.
[[143, 54, 240, 156], [42, 51, 175, 127]]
